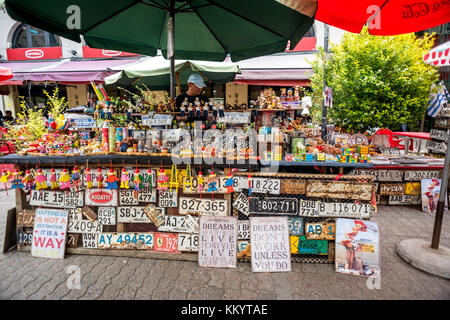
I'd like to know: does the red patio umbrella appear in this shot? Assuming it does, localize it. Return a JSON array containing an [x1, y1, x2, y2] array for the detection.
[[0, 67, 13, 82], [278, 0, 450, 35]]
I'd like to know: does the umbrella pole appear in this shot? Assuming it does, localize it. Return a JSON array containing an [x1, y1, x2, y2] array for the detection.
[[321, 24, 329, 140], [169, 0, 176, 99]]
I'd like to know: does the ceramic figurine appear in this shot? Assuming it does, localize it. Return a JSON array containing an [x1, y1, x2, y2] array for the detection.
[[96, 168, 104, 188], [195, 104, 201, 118], [180, 104, 186, 117], [207, 170, 218, 192], [120, 168, 130, 189], [157, 168, 169, 191], [105, 168, 118, 189], [218, 102, 225, 118], [85, 168, 93, 189], [212, 104, 218, 117], [59, 169, 71, 189], [0, 170, 10, 191], [22, 170, 35, 192], [34, 169, 48, 190], [202, 105, 208, 118], [187, 103, 194, 118], [70, 166, 81, 191], [208, 98, 214, 111], [9, 169, 24, 189]]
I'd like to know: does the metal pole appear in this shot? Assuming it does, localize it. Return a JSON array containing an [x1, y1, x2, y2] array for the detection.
[[168, 0, 176, 99], [321, 24, 329, 140], [431, 128, 450, 249]]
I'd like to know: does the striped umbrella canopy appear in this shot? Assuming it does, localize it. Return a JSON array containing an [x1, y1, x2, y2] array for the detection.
[[424, 41, 450, 67]]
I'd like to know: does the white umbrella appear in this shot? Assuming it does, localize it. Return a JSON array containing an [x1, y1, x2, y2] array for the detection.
[[423, 40, 450, 67]]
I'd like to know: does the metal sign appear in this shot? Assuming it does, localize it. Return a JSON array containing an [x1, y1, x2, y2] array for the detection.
[[85, 189, 118, 207], [280, 179, 306, 194], [184, 214, 199, 233], [238, 220, 250, 240], [290, 235, 328, 255], [404, 170, 440, 181], [17, 210, 35, 227], [434, 117, 450, 129], [249, 197, 298, 215], [379, 183, 406, 195], [250, 217, 291, 272], [318, 202, 372, 218], [30, 190, 65, 208], [306, 180, 373, 201], [288, 217, 303, 236], [67, 219, 102, 234], [298, 200, 320, 217], [64, 191, 84, 208], [17, 227, 33, 248], [234, 177, 281, 195], [158, 215, 199, 233], [388, 195, 421, 205], [32, 208, 68, 259], [153, 232, 179, 253], [426, 140, 447, 154], [198, 216, 238, 268], [178, 197, 228, 216], [68, 208, 82, 221], [305, 222, 335, 240], [66, 233, 79, 248], [98, 207, 116, 225], [159, 190, 178, 207], [137, 188, 157, 203], [142, 114, 173, 126], [118, 206, 150, 223], [405, 182, 421, 195], [233, 193, 249, 216], [218, 112, 251, 124], [430, 129, 448, 142], [81, 206, 97, 222], [119, 189, 138, 205], [183, 175, 229, 194], [98, 233, 154, 249], [82, 234, 98, 248], [237, 240, 251, 260], [177, 233, 199, 252]]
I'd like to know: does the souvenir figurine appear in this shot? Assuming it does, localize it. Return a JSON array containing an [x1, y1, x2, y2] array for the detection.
[[133, 168, 143, 191], [225, 171, 234, 193], [146, 168, 153, 190], [105, 168, 118, 189], [85, 168, 93, 189], [70, 166, 82, 191], [187, 103, 194, 118], [212, 104, 218, 117], [197, 170, 205, 196], [120, 168, 130, 189], [202, 105, 208, 118], [34, 169, 48, 190], [126, 106, 133, 121], [9, 169, 24, 189], [207, 170, 218, 192], [0, 170, 10, 191], [157, 168, 169, 191], [208, 98, 214, 111], [218, 102, 225, 118], [97, 168, 104, 188], [195, 104, 201, 118], [59, 168, 71, 190], [180, 104, 186, 118], [22, 170, 35, 192]]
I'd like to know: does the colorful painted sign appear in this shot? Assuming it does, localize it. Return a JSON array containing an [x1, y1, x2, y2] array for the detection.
[[290, 235, 328, 255], [421, 179, 447, 213], [85, 189, 118, 207], [154, 232, 179, 253], [32, 208, 68, 259]]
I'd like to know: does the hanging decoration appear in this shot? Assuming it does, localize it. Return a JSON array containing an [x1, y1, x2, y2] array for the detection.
[[197, 168, 205, 198], [70, 166, 82, 191], [207, 169, 218, 195], [10, 168, 24, 190], [133, 168, 143, 192], [35, 169, 48, 190], [225, 169, 235, 194], [120, 167, 130, 189], [157, 168, 169, 191], [59, 168, 71, 190], [169, 164, 178, 192], [50, 162, 59, 190], [184, 164, 193, 192], [22, 169, 35, 192], [0, 169, 10, 193], [96, 167, 104, 189]]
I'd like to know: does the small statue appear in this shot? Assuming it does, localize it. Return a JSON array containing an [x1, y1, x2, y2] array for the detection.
[[195, 103, 201, 118], [202, 105, 208, 118], [197, 170, 204, 197], [180, 104, 186, 118], [35, 169, 48, 190], [212, 104, 218, 117], [218, 102, 225, 118], [59, 169, 71, 190], [187, 103, 194, 118], [85, 168, 93, 189], [208, 98, 214, 111], [105, 169, 118, 189], [120, 168, 130, 189], [207, 170, 218, 192], [126, 106, 133, 121]]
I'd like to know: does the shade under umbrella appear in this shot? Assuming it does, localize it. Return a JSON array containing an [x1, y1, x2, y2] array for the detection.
[[0, 67, 13, 82], [424, 41, 450, 67], [277, 0, 450, 35]]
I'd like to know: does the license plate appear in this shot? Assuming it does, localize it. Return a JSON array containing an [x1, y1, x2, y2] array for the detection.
[[178, 197, 228, 216], [184, 214, 199, 233], [137, 188, 156, 203], [298, 200, 319, 216], [233, 193, 249, 216], [288, 217, 304, 236], [17, 227, 33, 248], [126, 168, 156, 188], [82, 234, 98, 248], [376, 170, 404, 182], [280, 179, 306, 194], [154, 232, 179, 253], [388, 195, 421, 205], [318, 202, 372, 218], [30, 190, 65, 208], [119, 189, 138, 205], [379, 183, 406, 195], [66, 233, 79, 248], [158, 190, 178, 207], [183, 175, 229, 194], [426, 140, 447, 154], [405, 182, 421, 195], [237, 241, 251, 259], [352, 169, 379, 180], [238, 220, 250, 239], [97, 233, 154, 249], [85, 189, 118, 207], [305, 222, 335, 240], [234, 177, 281, 194], [290, 235, 328, 255], [83, 169, 111, 187], [434, 117, 450, 128], [177, 233, 199, 251], [430, 129, 448, 142], [158, 215, 199, 233], [68, 208, 82, 221], [17, 210, 35, 227], [117, 206, 164, 223], [249, 197, 298, 215], [64, 191, 84, 207], [404, 170, 440, 181], [98, 207, 116, 225], [67, 219, 102, 233]]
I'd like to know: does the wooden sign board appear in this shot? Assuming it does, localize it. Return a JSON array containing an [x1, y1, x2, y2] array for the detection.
[[198, 216, 238, 268], [17, 210, 35, 227], [32, 208, 68, 259], [250, 217, 291, 272], [280, 179, 306, 194], [66, 233, 79, 248], [306, 180, 372, 201], [379, 183, 406, 195]]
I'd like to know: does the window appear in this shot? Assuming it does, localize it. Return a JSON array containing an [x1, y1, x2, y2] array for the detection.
[[12, 24, 61, 48]]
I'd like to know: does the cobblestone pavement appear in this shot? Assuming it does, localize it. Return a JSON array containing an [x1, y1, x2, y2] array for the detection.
[[0, 191, 449, 300]]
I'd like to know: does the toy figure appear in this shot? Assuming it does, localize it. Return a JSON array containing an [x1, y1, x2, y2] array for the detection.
[[85, 168, 93, 189], [208, 98, 214, 111], [21, 170, 34, 192], [9, 169, 24, 189], [180, 104, 186, 118], [70, 166, 81, 191], [0, 170, 10, 191], [202, 105, 208, 118], [59, 168, 71, 190], [187, 103, 194, 118], [146, 169, 153, 190], [120, 168, 130, 189], [197, 170, 205, 196], [35, 169, 48, 190], [225, 171, 234, 193], [133, 168, 144, 191], [126, 107, 133, 121], [218, 102, 225, 118], [49, 169, 59, 189], [157, 168, 169, 191], [105, 168, 118, 189], [195, 104, 201, 118], [212, 104, 218, 117], [207, 170, 218, 192], [97, 168, 104, 188]]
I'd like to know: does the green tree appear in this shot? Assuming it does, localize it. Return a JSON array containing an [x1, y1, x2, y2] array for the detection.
[[309, 27, 438, 132]]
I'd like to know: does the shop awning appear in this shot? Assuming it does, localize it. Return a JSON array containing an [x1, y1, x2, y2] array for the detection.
[[0, 58, 143, 83]]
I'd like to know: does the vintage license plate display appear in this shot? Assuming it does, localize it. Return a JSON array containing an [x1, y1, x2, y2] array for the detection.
[[352, 169, 379, 180], [118, 206, 165, 223], [318, 202, 372, 218], [280, 179, 306, 194], [183, 175, 229, 194], [249, 197, 298, 215], [30, 190, 65, 208], [98, 207, 116, 225], [67, 219, 102, 234], [119, 189, 138, 205], [177, 233, 199, 251], [64, 191, 84, 207], [233, 193, 249, 216], [426, 140, 447, 154], [298, 200, 319, 217], [234, 177, 281, 194], [158, 215, 199, 233], [85, 189, 118, 207], [290, 235, 328, 255], [238, 220, 250, 240], [306, 180, 373, 200], [97, 233, 154, 249], [154, 232, 179, 253], [137, 188, 156, 203], [288, 217, 304, 236], [179, 197, 228, 216], [404, 170, 440, 181], [379, 183, 406, 195], [430, 129, 448, 142], [405, 182, 421, 195], [377, 170, 403, 182], [305, 222, 336, 240], [82, 234, 98, 248], [159, 190, 178, 207], [388, 195, 421, 205]]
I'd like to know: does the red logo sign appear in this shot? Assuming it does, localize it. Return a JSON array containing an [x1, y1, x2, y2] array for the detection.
[[154, 232, 179, 253], [25, 49, 44, 59], [7, 47, 62, 61], [89, 191, 113, 203], [82, 46, 140, 58], [101, 49, 122, 56]]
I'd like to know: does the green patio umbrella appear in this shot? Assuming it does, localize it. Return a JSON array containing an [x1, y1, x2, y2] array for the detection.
[[4, 0, 314, 97], [104, 55, 240, 91]]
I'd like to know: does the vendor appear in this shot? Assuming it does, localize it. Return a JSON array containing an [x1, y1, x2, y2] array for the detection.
[[175, 73, 207, 111]]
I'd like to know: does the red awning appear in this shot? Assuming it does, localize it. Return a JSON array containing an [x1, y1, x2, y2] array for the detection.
[[234, 79, 310, 86], [0, 80, 23, 85]]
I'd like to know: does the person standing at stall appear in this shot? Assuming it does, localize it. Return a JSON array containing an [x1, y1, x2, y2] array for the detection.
[[175, 73, 207, 112]]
